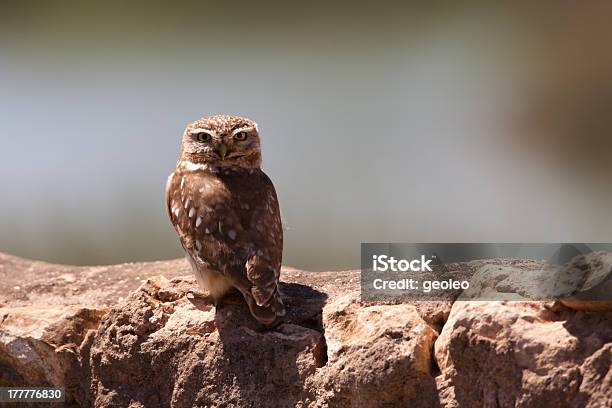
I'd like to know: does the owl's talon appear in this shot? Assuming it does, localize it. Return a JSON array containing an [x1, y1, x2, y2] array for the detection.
[[186, 289, 209, 300]]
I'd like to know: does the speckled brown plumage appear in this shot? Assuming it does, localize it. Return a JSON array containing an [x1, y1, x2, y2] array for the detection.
[[165, 115, 284, 325]]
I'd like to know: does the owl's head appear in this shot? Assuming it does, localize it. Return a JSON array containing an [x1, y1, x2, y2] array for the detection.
[[178, 115, 262, 169]]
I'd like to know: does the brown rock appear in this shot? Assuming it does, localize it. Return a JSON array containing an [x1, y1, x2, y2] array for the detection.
[[86, 279, 443, 407], [317, 292, 439, 407], [1, 252, 611, 407], [0, 252, 358, 310], [0, 304, 106, 407], [87, 277, 327, 408], [435, 301, 612, 408]]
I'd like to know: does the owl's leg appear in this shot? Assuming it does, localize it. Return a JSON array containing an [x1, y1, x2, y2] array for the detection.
[[185, 253, 216, 303], [186, 285, 240, 308], [198, 268, 234, 306], [186, 254, 234, 307]]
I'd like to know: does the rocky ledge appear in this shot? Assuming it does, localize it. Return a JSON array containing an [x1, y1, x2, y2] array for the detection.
[[0, 252, 610, 407]]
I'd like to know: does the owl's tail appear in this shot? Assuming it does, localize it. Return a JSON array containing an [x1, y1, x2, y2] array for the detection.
[[242, 286, 285, 326]]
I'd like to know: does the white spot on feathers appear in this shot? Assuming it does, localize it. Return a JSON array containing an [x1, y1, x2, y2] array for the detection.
[[189, 207, 196, 218], [196, 217, 202, 227]]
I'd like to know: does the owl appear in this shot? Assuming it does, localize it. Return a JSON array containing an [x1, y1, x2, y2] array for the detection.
[[165, 115, 285, 325]]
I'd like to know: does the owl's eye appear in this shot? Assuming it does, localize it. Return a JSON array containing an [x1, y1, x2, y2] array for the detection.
[[196, 132, 212, 142], [234, 131, 248, 141]]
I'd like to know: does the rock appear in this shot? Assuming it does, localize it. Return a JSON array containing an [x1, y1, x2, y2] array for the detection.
[[0, 304, 106, 406], [559, 252, 612, 312], [317, 292, 439, 407], [435, 301, 612, 408], [86, 279, 442, 407], [406, 300, 454, 333], [1, 252, 611, 407], [461, 252, 612, 311], [0, 253, 357, 310], [87, 277, 328, 408], [0, 252, 193, 309]]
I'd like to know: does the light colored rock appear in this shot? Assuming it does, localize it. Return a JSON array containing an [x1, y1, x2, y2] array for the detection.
[[317, 292, 439, 407], [435, 301, 612, 408], [461, 252, 612, 311], [0, 305, 106, 389], [559, 252, 612, 311]]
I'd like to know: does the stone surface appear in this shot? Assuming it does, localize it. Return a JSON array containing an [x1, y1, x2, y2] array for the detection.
[[460, 252, 612, 311], [85, 279, 440, 407], [316, 292, 439, 407], [0, 253, 357, 310], [559, 252, 612, 312], [0, 305, 107, 408], [435, 301, 612, 408], [87, 277, 326, 407], [1, 252, 611, 407]]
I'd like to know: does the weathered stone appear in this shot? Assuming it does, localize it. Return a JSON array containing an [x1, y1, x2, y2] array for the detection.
[[87, 277, 327, 408], [0, 304, 106, 408], [460, 252, 612, 312], [1, 252, 611, 407], [435, 301, 612, 408], [559, 252, 612, 312], [316, 292, 439, 407]]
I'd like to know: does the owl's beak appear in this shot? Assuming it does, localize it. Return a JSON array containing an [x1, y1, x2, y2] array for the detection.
[[216, 144, 228, 160]]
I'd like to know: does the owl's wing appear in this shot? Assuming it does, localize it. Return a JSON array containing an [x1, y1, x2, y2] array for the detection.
[[166, 169, 284, 324], [240, 173, 285, 322]]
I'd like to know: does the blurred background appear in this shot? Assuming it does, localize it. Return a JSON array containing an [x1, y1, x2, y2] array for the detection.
[[1, 1, 611, 271]]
